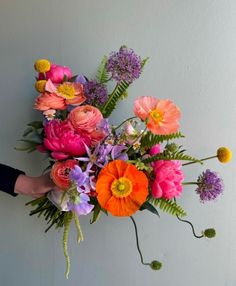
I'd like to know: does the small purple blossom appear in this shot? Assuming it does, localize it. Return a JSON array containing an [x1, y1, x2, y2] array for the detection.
[[70, 165, 91, 193], [68, 193, 94, 216], [111, 145, 128, 161], [97, 119, 111, 135], [195, 169, 224, 202], [106, 46, 142, 83], [84, 80, 108, 105], [77, 144, 112, 168], [74, 74, 87, 84]]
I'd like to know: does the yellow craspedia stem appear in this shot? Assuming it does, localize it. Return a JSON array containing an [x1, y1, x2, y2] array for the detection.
[[217, 147, 232, 163], [34, 59, 51, 73], [35, 80, 47, 93]]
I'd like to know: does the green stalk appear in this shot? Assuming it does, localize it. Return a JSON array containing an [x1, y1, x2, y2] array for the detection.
[[183, 155, 217, 166]]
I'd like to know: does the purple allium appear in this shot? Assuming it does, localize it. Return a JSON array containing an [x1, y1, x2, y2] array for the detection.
[[106, 46, 142, 83], [84, 80, 108, 105], [195, 169, 224, 202]]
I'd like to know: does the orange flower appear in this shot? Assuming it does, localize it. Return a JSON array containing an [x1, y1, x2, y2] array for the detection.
[[96, 160, 148, 217], [133, 96, 181, 135], [51, 159, 77, 190]]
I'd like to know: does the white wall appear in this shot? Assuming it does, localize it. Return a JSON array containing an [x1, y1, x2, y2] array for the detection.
[[0, 1, 236, 285]]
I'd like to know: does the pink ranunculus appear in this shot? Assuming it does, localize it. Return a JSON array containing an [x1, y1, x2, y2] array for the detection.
[[43, 119, 91, 159], [133, 96, 181, 135], [151, 160, 184, 200], [69, 105, 103, 133], [45, 64, 72, 83], [34, 92, 67, 111]]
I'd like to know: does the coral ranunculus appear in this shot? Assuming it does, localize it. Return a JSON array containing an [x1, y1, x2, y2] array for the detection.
[[96, 160, 149, 216], [51, 160, 78, 190], [44, 119, 91, 160], [69, 105, 103, 133], [151, 160, 184, 199], [34, 92, 67, 111], [45, 80, 86, 106], [134, 96, 181, 135]]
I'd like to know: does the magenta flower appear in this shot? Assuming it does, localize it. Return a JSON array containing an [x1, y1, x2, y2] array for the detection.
[[45, 64, 72, 83], [44, 119, 91, 160], [151, 160, 184, 199]]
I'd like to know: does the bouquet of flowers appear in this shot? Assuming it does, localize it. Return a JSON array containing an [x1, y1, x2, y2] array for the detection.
[[17, 46, 232, 278]]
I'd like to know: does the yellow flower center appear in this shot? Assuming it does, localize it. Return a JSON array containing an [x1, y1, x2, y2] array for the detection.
[[57, 83, 75, 99], [149, 109, 164, 124], [111, 177, 133, 198]]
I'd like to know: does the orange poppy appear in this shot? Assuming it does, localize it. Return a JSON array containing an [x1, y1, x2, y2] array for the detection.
[[96, 160, 149, 217]]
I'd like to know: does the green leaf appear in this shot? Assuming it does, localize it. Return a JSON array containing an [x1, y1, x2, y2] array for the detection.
[[96, 56, 109, 83], [150, 198, 186, 217], [27, 121, 43, 129], [140, 201, 160, 217], [90, 204, 101, 224], [142, 150, 202, 165], [140, 131, 185, 149]]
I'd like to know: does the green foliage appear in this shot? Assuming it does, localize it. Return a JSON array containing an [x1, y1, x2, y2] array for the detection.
[[96, 56, 110, 83], [26, 197, 66, 231], [140, 131, 184, 149], [90, 203, 102, 224], [101, 58, 148, 118], [16, 121, 44, 153], [63, 212, 73, 279], [101, 80, 130, 117], [142, 148, 202, 164], [150, 198, 186, 217], [140, 201, 159, 217]]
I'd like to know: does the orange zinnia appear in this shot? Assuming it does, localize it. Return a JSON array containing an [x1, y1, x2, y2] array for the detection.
[[96, 160, 149, 217]]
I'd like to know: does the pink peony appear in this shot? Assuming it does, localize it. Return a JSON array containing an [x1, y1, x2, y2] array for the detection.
[[133, 96, 181, 135], [44, 64, 72, 83], [69, 105, 103, 133], [44, 119, 91, 160], [151, 160, 184, 199], [34, 92, 67, 111]]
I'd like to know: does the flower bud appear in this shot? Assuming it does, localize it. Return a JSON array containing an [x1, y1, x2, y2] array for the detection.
[[217, 147, 232, 163], [203, 228, 216, 238], [150, 260, 162, 270]]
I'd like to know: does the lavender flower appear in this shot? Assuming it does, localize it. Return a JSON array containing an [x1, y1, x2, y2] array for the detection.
[[68, 193, 94, 216], [106, 46, 142, 83], [111, 145, 128, 161], [195, 169, 224, 202], [84, 80, 108, 106]]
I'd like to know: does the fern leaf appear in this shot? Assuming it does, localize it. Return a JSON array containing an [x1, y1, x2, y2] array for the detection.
[[140, 131, 185, 149], [142, 150, 202, 164], [101, 80, 130, 117], [96, 56, 109, 83], [150, 198, 186, 217]]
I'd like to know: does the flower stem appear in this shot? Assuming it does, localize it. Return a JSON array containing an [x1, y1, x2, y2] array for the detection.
[[63, 212, 73, 279], [113, 116, 137, 131], [73, 211, 84, 243], [183, 155, 217, 166], [176, 215, 203, 239], [130, 216, 150, 266], [182, 182, 198, 185]]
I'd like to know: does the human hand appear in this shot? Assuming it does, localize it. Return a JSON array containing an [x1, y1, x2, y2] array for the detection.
[[14, 172, 56, 198]]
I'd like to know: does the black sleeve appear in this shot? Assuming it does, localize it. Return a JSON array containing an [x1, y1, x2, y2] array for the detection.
[[0, 163, 25, 197]]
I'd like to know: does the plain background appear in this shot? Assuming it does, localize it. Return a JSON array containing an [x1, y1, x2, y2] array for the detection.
[[0, 0, 236, 285]]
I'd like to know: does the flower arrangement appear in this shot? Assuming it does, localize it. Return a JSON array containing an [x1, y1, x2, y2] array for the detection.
[[17, 47, 232, 278]]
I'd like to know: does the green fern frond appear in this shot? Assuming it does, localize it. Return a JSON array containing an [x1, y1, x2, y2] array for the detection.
[[142, 150, 202, 164], [101, 57, 148, 118], [101, 80, 130, 117], [140, 131, 184, 149], [150, 198, 186, 217], [96, 56, 109, 83]]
